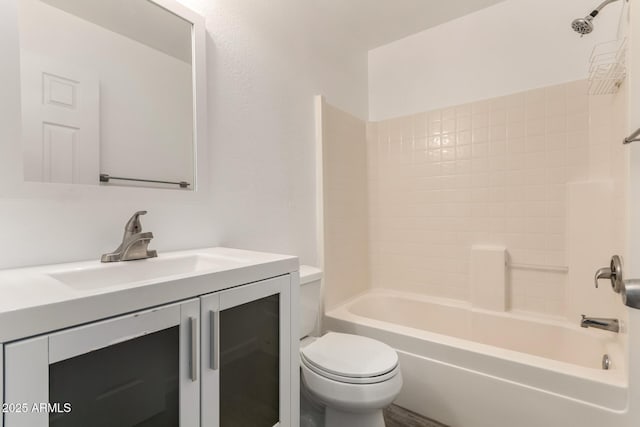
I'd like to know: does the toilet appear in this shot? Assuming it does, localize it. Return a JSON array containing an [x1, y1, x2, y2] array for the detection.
[[299, 266, 403, 427]]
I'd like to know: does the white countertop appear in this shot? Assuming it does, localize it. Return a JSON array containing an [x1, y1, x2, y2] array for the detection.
[[0, 247, 298, 342]]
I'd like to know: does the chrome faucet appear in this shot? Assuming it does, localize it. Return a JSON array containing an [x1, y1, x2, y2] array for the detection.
[[580, 315, 619, 333], [101, 211, 158, 262]]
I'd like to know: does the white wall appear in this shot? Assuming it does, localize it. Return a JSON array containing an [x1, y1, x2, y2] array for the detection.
[[0, 0, 368, 270], [181, 0, 368, 264], [369, 0, 625, 121]]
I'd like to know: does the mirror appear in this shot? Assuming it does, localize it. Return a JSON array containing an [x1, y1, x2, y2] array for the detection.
[[18, 0, 195, 190]]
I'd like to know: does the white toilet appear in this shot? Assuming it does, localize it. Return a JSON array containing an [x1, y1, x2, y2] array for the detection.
[[299, 266, 403, 427]]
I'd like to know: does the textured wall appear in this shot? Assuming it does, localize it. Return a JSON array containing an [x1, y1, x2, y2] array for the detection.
[[180, 0, 368, 265]]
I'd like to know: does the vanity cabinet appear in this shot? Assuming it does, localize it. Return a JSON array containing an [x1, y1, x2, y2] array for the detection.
[[200, 275, 291, 427], [1, 272, 296, 427]]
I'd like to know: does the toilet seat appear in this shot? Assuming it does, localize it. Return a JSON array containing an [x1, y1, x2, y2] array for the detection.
[[301, 355, 400, 384], [300, 332, 399, 385]]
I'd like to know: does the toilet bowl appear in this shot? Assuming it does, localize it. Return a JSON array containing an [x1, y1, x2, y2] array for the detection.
[[299, 266, 402, 427]]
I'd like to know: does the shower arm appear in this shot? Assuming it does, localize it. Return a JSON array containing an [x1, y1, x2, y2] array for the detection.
[[590, 0, 622, 17]]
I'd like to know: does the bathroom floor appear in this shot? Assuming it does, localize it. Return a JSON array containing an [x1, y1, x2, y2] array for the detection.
[[384, 405, 448, 427]]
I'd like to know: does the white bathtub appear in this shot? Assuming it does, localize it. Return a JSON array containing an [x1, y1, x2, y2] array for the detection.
[[324, 290, 629, 427]]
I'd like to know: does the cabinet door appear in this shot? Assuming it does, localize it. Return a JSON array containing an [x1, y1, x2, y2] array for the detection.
[[201, 275, 291, 427], [4, 299, 199, 427]]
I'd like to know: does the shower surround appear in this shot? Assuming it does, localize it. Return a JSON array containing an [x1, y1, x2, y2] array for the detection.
[[366, 79, 627, 320]]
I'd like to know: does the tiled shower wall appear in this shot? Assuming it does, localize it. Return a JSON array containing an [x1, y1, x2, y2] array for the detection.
[[367, 80, 626, 317]]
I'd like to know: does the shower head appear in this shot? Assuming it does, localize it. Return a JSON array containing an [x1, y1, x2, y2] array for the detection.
[[572, 16, 595, 35], [571, 0, 622, 36]]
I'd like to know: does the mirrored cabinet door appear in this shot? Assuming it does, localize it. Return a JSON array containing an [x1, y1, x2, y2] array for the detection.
[[201, 275, 291, 427]]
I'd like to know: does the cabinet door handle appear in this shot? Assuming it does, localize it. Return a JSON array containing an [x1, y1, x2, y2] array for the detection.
[[190, 317, 198, 382], [210, 310, 219, 370]]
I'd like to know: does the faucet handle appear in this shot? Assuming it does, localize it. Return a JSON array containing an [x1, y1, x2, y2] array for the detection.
[[594, 267, 612, 288], [125, 210, 148, 234], [594, 255, 623, 293]]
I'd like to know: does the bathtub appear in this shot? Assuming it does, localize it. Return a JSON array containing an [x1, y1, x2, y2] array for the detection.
[[324, 290, 629, 427]]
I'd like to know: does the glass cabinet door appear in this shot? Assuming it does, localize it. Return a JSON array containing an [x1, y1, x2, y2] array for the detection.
[[201, 275, 291, 427], [49, 326, 180, 427], [219, 293, 280, 426], [4, 299, 200, 427]]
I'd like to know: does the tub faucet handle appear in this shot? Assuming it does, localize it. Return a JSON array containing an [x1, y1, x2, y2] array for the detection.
[[594, 267, 611, 288], [594, 255, 623, 293], [593, 255, 640, 312]]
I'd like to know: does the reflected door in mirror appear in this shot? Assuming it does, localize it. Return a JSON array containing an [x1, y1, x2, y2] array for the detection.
[[21, 53, 100, 185]]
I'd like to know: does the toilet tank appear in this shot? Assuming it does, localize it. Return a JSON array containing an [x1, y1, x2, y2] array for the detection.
[[299, 265, 323, 339]]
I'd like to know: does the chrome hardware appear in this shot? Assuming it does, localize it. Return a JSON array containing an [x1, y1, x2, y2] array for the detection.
[[580, 315, 620, 333], [594, 255, 623, 293], [572, 0, 623, 36], [101, 211, 158, 262], [100, 173, 190, 189], [209, 310, 219, 370], [190, 317, 198, 382], [593, 255, 640, 310], [622, 279, 640, 310], [602, 354, 611, 370]]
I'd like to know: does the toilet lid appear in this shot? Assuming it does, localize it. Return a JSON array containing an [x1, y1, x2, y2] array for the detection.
[[300, 332, 398, 378]]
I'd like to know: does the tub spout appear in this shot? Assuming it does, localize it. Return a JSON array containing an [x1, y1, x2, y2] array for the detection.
[[580, 315, 619, 333]]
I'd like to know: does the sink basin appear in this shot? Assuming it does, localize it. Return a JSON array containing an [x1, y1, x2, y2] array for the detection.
[[50, 254, 235, 290]]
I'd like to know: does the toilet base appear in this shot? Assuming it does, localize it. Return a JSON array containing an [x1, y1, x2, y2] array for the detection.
[[325, 407, 386, 427]]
